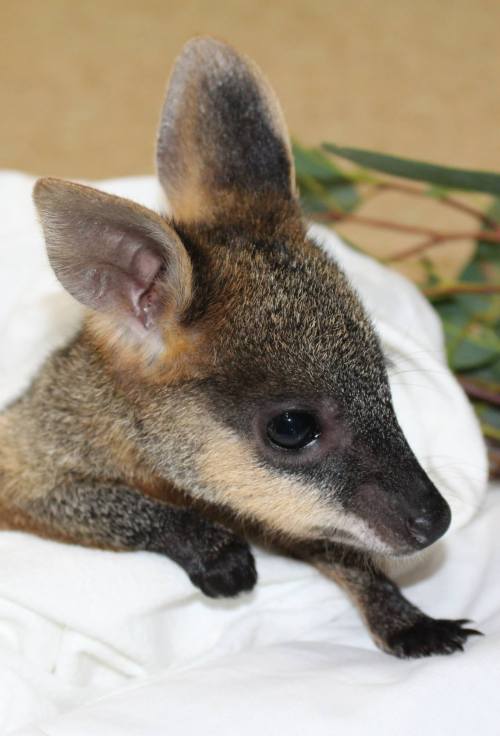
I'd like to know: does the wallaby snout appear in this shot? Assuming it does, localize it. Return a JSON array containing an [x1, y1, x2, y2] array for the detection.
[[350, 470, 451, 555], [403, 482, 451, 549]]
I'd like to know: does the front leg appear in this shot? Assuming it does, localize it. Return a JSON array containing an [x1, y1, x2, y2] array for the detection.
[[14, 481, 257, 598], [312, 545, 481, 658]]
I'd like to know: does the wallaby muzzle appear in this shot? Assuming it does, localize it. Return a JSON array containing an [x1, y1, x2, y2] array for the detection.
[[349, 460, 452, 555]]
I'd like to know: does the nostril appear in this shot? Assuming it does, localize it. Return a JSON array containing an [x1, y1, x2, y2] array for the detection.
[[406, 515, 432, 545], [406, 501, 451, 547]]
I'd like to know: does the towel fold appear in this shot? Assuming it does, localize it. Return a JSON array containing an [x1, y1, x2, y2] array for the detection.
[[0, 171, 491, 735]]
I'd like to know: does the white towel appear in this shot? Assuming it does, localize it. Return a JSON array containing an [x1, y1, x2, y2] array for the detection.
[[0, 171, 493, 735]]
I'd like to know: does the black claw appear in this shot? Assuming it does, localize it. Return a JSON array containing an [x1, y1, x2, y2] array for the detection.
[[462, 628, 483, 638], [385, 617, 482, 659]]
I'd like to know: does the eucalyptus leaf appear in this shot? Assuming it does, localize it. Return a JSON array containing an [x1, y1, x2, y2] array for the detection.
[[470, 361, 500, 383], [426, 185, 449, 199], [327, 183, 360, 213], [475, 403, 500, 432], [460, 259, 486, 284], [442, 320, 500, 372], [434, 300, 469, 328], [293, 143, 349, 184], [454, 293, 493, 315], [450, 341, 499, 373], [323, 143, 500, 195], [488, 197, 500, 223]]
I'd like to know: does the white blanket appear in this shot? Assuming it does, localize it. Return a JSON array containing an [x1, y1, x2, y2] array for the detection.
[[0, 171, 496, 735]]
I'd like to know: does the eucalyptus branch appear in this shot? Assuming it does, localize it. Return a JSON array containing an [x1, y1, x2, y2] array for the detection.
[[486, 443, 500, 479], [387, 236, 441, 262], [325, 210, 441, 235], [458, 377, 500, 407], [324, 210, 500, 244], [321, 209, 500, 263], [423, 282, 500, 298], [389, 230, 500, 262], [373, 181, 497, 228]]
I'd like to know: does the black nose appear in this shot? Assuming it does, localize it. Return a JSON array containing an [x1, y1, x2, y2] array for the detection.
[[406, 501, 451, 548]]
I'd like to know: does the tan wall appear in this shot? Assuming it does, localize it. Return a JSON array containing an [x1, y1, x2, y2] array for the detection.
[[1, 0, 498, 280], [2, 0, 498, 179]]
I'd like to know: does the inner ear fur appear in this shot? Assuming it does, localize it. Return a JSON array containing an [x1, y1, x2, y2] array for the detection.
[[33, 178, 192, 332], [156, 37, 297, 226]]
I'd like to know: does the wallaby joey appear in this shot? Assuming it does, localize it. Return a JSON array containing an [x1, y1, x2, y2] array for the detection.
[[0, 37, 480, 658]]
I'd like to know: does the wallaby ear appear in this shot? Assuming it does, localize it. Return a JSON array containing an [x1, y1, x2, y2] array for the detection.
[[33, 178, 192, 333], [157, 37, 296, 225]]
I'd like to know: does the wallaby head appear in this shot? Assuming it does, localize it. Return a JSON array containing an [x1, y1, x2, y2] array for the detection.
[[33, 37, 450, 556]]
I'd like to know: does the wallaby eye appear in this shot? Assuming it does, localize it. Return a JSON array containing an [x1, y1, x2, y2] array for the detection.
[[266, 411, 321, 450]]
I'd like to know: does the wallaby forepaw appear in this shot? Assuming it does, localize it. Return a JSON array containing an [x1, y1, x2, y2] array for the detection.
[[188, 537, 257, 599], [383, 617, 482, 659]]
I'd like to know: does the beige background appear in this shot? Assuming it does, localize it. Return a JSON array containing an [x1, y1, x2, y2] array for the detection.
[[1, 0, 498, 278]]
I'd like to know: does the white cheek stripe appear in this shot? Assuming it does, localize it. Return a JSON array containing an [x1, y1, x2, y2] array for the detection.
[[321, 508, 395, 555]]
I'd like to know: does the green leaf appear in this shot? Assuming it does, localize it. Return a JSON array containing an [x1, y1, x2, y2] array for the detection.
[[420, 258, 442, 287], [294, 144, 361, 215], [441, 319, 500, 372], [327, 183, 359, 213], [459, 259, 487, 284], [293, 143, 348, 184], [452, 292, 494, 316], [456, 202, 500, 346], [474, 200, 500, 269], [322, 143, 500, 195], [425, 185, 450, 199], [475, 402, 500, 435], [470, 361, 500, 383], [451, 339, 499, 372], [488, 197, 500, 224], [477, 241, 500, 263]]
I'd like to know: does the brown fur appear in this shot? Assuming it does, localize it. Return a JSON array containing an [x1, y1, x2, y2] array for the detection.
[[197, 427, 329, 539], [0, 37, 476, 656], [157, 38, 296, 225]]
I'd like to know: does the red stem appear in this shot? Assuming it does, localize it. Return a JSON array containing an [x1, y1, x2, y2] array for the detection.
[[458, 377, 500, 407], [423, 282, 500, 298], [374, 181, 498, 228]]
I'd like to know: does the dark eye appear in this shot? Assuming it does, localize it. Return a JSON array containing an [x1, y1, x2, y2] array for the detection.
[[266, 411, 321, 450]]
